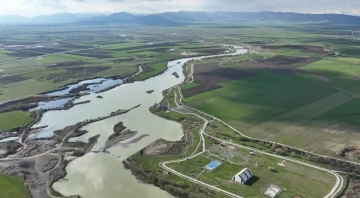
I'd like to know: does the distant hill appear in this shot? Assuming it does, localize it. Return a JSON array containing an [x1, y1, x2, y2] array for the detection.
[[1, 11, 360, 26], [0, 13, 102, 25]]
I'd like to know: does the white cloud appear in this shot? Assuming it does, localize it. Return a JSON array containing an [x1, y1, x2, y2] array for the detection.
[[0, 0, 359, 17]]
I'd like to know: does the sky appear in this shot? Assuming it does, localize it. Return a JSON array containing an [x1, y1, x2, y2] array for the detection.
[[0, 0, 360, 17]]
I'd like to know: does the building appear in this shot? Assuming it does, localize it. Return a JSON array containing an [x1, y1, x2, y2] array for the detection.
[[156, 103, 168, 110], [264, 184, 283, 198], [232, 168, 253, 184]]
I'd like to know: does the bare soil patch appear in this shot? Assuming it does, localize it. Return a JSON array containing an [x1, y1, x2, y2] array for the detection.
[[183, 62, 257, 97], [0, 75, 30, 85]]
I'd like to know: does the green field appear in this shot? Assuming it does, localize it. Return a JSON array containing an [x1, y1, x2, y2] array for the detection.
[[139, 103, 336, 198], [0, 26, 217, 103], [0, 175, 30, 198], [183, 33, 360, 158], [169, 137, 335, 198], [134, 62, 167, 81], [0, 111, 33, 131]]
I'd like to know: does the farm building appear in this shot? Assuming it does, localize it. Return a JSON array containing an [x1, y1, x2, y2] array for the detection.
[[232, 168, 253, 184]]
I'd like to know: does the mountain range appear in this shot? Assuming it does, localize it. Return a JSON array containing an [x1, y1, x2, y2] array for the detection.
[[1, 11, 360, 25]]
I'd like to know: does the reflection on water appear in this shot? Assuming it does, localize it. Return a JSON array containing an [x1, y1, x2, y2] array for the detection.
[[29, 97, 74, 111], [53, 153, 173, 198], [46, 78, 106, 96]]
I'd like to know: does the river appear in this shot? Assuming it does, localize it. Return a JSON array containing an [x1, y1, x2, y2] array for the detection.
[[34, 46, 248, 198]]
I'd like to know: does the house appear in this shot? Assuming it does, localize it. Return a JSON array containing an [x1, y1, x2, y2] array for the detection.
[[232, 168, 253, 184], [156, 103, 168, 110]]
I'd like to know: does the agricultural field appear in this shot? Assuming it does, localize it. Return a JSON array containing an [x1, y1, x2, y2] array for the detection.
[[0, 25, 223, 103], [0, 111, 33, 131], [183, 57, 360, 158], [0, 175, 30, 198], [181, 24, 360, 159]]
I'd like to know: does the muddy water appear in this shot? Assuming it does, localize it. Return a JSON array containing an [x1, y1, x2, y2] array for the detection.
[[45, 47, 248, 198]]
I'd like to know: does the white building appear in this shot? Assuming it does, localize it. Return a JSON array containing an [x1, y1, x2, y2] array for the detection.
[[232, 168, 253, 184]]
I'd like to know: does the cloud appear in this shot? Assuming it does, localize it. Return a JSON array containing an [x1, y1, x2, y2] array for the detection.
[[0, 0, 359, 17]]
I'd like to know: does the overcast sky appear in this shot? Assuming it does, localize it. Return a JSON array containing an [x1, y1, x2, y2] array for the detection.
[[1, 0, 360, 17]]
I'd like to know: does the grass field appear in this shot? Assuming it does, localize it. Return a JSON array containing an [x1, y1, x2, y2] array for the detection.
[[0, 111, 33, 131], [142, 106, 336, 198], [134, 62, 167, 81], [0, 175, 30, 198], [0, 26, 216, 103], [183, 48, 360, 158], [169, 136, 335, 198]]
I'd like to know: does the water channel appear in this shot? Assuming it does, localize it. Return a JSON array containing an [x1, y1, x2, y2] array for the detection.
[[33, 46, 248, 198]]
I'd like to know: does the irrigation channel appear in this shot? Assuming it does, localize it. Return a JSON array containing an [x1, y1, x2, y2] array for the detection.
[[26, 46, 248, 198]]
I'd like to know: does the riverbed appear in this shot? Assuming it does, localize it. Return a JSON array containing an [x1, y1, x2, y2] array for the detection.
[[36, 46, 248, 198]]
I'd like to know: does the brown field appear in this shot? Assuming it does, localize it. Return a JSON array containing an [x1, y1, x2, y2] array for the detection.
[[237, 55, 319, 69], [48, 61, 86, 68], [182, 62, 256, 97], [266, 55, 309, 65], [108, 42, 179, 52], [112, 57, 136, 63], [67, 49, 114, 59], [198, 48, 227, 54], [6, 50, 45, 57], [128, 48, 170, 53], [0, 75, 30, 85], [27, 47, 66, 54], [64, 66, 111, 73], [263, 45, 329, 54]]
